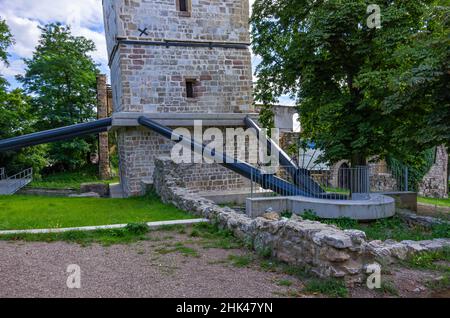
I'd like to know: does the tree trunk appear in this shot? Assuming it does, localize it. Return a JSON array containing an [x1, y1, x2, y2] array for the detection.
[[350, 153, 369, 199]]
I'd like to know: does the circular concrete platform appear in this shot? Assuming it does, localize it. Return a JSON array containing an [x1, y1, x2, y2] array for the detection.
[[290, 194, 395, 220]]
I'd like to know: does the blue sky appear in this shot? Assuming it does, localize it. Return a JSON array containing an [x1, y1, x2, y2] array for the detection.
[[0, 0, 294, 105]]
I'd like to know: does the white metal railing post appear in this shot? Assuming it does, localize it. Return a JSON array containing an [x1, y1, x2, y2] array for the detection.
[[250, 168, 253, 199]]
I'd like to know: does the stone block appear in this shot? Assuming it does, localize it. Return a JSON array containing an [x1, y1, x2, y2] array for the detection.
[[80, 183, 110, 197]]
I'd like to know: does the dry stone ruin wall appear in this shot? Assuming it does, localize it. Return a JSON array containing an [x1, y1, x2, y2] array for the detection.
[[153, 157, 450, 284]]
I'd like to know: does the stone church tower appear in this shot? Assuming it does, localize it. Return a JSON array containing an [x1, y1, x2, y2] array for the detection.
[[102, 0, 255, 196]]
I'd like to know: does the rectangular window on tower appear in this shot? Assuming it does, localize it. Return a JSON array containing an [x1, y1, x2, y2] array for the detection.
[[186, 79, 195, 98], [177, 0, 191, 16], [179, 0, 187, 12]]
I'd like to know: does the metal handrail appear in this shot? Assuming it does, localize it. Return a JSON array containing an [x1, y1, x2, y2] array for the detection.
[[249, 165, 367, 200], [0, 167, 33, 195]]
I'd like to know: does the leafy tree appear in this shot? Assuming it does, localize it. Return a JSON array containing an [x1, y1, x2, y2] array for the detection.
[[373, 2, 449, 152], [0, 19, 13, 65], [0, 20, 47, 174], [251, 0, 448, 166], [0, 18, 14, 87], [387, 149, 436, 192], [0, 88, 48, 175], [18, 23, 100, 171]]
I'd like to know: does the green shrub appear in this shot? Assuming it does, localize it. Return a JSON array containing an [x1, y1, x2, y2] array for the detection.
[[228, 254, 254, 268], [426, 274, 450, 291], [256, 246, 272, 259], [378, 281, 399, 296], [125, 223, 150, 235], [301, 211, 450, 241], [277, 279, 293, 287], [403, 247, 450, 271], [304, 278, 348, 298], [302, 210, 320, 221], [280, 211, 293, 219]]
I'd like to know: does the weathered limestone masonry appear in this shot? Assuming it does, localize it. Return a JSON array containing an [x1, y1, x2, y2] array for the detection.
[[96, 75, 112, 180], [154, 157, 450, 283], [103, 0, 254, 196], [419, 145, 449, 199]]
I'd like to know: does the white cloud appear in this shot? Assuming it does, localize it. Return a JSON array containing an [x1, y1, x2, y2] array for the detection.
[[1, 0, 103, 28], [0, 0, 293, 103], [0, 58, 25, 77], [3, 15, 41, 58], [0, 0, 107, 86]]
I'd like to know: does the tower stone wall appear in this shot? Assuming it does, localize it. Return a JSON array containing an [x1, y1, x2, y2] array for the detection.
[[103, 0, 254, 196]]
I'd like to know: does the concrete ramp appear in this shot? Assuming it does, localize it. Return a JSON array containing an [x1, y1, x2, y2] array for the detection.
[[0, 168, 33, 195]]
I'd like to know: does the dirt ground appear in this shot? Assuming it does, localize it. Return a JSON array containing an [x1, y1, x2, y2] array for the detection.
[[0, 228, 447, 298], [417, 203, 450, 219]]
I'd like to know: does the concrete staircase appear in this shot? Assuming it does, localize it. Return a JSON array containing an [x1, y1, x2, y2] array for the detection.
[[0, 168, 33, 195]]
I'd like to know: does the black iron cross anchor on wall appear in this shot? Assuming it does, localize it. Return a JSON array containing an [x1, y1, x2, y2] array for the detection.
[[138, 27, 149, 37]]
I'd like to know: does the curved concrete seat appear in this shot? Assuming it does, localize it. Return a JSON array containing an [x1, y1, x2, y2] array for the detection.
[[290, 194, 395, 220], [246, 194, 396, 220]]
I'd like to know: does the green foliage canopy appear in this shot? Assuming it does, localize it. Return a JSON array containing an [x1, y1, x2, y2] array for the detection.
[[0, 19, 47, 174], [0, 88, 48, 175], [251, 0, 449, 166], [18, 23, 100, 171], [0, 19, 14, 87]]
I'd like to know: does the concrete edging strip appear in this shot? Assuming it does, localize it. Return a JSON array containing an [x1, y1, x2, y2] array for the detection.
[[0, 218, 209, 236]]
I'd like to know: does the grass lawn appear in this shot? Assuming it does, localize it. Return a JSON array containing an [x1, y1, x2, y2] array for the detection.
[[0, 224, 153, 246], [418, 196, 450, 207], [0, 194, 195, 230], [323, 187, 350, 195], [30, 168, 119, 190]]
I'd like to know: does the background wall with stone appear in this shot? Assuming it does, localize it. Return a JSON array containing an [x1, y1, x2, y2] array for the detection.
[[419, 145, 449, 199]]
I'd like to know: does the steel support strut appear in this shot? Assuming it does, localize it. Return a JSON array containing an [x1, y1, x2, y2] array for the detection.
[[0, 118, 113, 152], [138, 116, 310, 197], [244, 116, 326, 196]]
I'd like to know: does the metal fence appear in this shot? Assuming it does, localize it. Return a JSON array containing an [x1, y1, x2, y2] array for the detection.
[[369, 164, 409, 192], [249, 164, 409, 201]]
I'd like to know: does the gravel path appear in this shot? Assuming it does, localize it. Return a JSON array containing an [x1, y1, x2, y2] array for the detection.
[[0, 231, 303, 298], [1, 229, 446, 298]]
